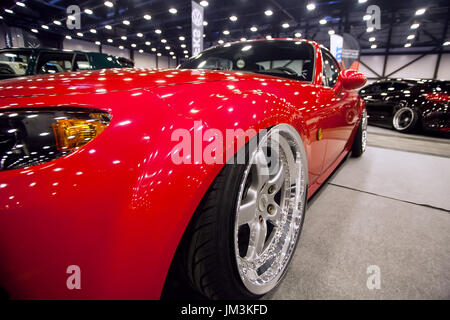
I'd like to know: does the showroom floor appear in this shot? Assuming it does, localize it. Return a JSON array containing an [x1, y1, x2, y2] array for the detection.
[[163, 126, 450, 300], [265, 126, 450, 300]]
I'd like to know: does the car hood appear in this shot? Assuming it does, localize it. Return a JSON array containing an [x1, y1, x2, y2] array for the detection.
[[0, 68, 261, 99]]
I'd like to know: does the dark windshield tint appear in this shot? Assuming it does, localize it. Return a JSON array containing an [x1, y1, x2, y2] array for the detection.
[[179, 40, 315, 82]]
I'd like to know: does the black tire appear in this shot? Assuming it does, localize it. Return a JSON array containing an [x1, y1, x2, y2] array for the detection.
[[174, 125, 308, 300], [392, 105, 419, 133], [351, 109, 367, 158]]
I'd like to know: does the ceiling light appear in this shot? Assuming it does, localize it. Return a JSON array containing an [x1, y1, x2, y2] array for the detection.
[[41, 25, 49, 30], [407, 34, 415, 40], [250, 26, 258, 32], [155, 29, 162, 34], [307, 3, 316, 11], [123, 20, 130, 25], [105, 25, 112, 30], [104, 1, 113, 8], [77, 32, 83, 37], [369, 37, 376, 42], [411, 23, 420, 29], [200, 1, 209, 7], [53, 20, 62, 25], [68, 15, 76, 21], [16, 2, 26, 7], [95, 41, 101, 45], [107, 38, 113, 43], [266, 35, 273, 40], [137, 33, 143, 37], [185, 55, 189, 58], [240, 38, 247, 41], [181, 44, 187, 48], [144, 14, 151, 20], [169, 8, 177, 14], [366, 27, 374, 32], [131, 43, 136, 48], [328, 30, 335, 35], [415, 8, 426, 15], [4, 9, 14, 14], [223, 30, 230, 35], [179, 36, 185, 41], [165, 46, 171, 50], [218, 40, 224, 44], [443, 41, 450, 46], [203, 21, 208, 26], [145, 41, 151, 46], [90, 29, 97, 34], [282, 23, 290, 28], [121, 36, 127, 40], [265, 10, 273, 16], [157, 53, 162, 57], [151, 48, 157, 52], [172, 56, 176, 59], [370, 44, 377, 49], [359, 0, 368, 3], [170, 51, 174, 55], [404, 43, 411, 47], [84, 9, 93, 15], [319, 18, 327, 25], [119, 45, 124, 49], [65, 35, 72, 39], [161, 39, 167, 43], [139, 49, 144, 53], [363, 14, 371, 21], [230, 16, 238, 22], [31, 28, 38, 33]]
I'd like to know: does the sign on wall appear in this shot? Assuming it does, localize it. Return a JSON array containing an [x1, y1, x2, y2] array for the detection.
[[191, 1, 204, 56]]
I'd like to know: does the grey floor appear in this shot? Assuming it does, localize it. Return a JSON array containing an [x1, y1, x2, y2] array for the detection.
[[266, 126, 450, 300]]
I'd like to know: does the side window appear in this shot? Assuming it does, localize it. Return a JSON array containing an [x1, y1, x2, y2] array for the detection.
[[321, 50, 340, 88], [389, 82, 410, 92], [73, 54, 92, 71], [36, 52, 73, 74]]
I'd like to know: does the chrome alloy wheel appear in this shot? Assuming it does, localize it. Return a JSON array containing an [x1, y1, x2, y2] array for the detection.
[[234, 124, 308, 295], [361, 109, 368, 152], [393, 106, 415, 131]]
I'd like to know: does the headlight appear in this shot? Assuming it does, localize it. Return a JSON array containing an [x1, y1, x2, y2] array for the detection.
[[0, 109, 110, 172]]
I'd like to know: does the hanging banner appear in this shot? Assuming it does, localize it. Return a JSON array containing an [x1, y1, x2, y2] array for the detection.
[[330, 34, 343, 64], [342, 33, 360, 69], [191, 1, 204, 56]]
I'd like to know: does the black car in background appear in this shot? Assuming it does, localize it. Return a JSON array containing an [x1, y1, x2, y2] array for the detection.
[[0, 48, 122, 80], [359, 79, 450, 134]]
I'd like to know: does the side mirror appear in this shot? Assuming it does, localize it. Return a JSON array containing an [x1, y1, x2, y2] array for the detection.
[[335, 69, 367, 92]]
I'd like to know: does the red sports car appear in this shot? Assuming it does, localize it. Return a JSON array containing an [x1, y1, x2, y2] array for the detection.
[[0, 39, 367, 300]]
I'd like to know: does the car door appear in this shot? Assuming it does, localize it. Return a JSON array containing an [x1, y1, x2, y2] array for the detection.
[[361, 82, 393, 121], [318, 49, 359, 173]]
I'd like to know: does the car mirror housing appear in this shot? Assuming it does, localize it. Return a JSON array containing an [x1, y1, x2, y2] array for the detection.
[[335, 69, 367, 92]]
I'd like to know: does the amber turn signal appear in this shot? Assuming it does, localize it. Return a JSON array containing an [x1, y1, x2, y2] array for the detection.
[[52, 114, 108, 151]]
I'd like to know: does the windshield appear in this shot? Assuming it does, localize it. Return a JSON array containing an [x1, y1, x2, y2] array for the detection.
[[0, 50, 32, 76], [179, 40, 315, 83]]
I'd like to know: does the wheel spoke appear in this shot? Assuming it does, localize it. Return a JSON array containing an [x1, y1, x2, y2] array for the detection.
[[254, 221, 268, 256], [268, 162, 285, 194], [246, 220, 268, 259], [237, 195, 257, 226], [251, 149, 269, 190], [267, 203, 282, 227]]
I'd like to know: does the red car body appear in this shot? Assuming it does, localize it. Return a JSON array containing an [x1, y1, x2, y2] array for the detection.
[[0, 40, 366, 299]]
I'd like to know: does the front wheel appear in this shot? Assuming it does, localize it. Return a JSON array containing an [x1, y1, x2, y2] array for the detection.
[[351, 109, 368, 157], [176, 124, 308, 299]]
